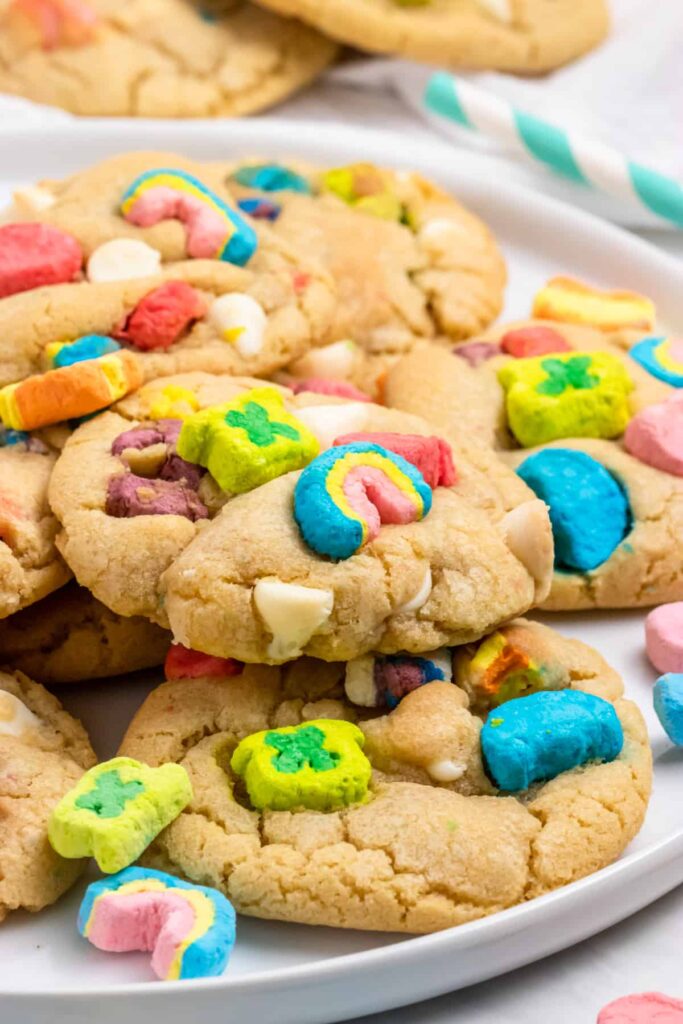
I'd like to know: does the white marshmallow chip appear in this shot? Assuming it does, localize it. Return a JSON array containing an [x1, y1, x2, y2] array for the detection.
[[87, 239, 162, 283], [253, 579, 334, 661], [290, 339, 358, 381], [209, 293, 267, 358], [0, 690, 41, 740], [294, 403, 368, 450]]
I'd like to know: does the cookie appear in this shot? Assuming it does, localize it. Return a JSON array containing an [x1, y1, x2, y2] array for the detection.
[[384, 318, 671, 452], [0, 667, 96, 921], [49, 373, 551, 636], [1, 152, 337, 387], [0, 430, 70, 620], [227, 159, 506, 396], [247, 0, 609, 74], [384, 305, 683, 610], [118, 619, 651, 933], [504, 439, 683, 611], [0, 0, 337, 117], [0, 582, 171, 684]]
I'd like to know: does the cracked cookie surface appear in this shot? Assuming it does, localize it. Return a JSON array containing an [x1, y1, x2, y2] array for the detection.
[[2, 151, 337, 385], [247, 0, 608, 73], [0, 441, 70, 620], [118, 619, 651, 933], [0, 0, 337, 117], [504, 439, 683, 611], [0, 582, 170, 684], [226, 158, 506, 396], [0, 668, 96, 922], [49, 374, 547, 634]]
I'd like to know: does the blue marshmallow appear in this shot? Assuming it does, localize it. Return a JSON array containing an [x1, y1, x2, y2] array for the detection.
[[481, 689, 624, 792], [653, 674, 683, 745], [52, 334, 120, 369], [516, 448, 631, 572], [231, 164, 312, 194]]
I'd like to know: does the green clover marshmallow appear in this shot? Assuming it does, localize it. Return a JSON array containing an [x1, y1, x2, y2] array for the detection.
[[176, 386, 319, 493], [498, 351, 633, 448], [48, 756, 192, 873], [231, 720, 372, 812]]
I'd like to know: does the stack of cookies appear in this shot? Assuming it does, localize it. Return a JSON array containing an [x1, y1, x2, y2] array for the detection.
[[0, 151, 667, 978], [0, 0, 611, 118]]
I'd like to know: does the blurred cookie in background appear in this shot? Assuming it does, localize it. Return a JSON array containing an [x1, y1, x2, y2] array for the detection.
[[0, 0, 338, 117], [247, 0, 609, 73]]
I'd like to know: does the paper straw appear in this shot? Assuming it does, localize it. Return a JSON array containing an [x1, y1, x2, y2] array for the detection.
[[424, 72, 683, 230]]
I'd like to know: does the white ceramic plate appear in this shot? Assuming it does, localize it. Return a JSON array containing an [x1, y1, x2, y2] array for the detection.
[[0, 120, 682, 1024]]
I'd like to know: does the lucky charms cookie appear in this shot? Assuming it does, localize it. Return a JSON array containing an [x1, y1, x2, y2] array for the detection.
[[247, 0, 609, 73], [48, 372, 552, 638], [0, 582, 171, 684], [225, 158, 506, 396], [385, 283, 683, 610], [135, 385, 554, 662], [0, 426, 70, 619], [118, 619, 651, 933], [0, 151, 337, 387], [0, 668, 96, 921], [0, 0, 337, 117]]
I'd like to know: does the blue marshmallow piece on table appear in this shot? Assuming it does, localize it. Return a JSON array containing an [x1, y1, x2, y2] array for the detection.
[[481, 690, 624, 792], [653, 674, 683, 745], [516, 448, 631, 572]]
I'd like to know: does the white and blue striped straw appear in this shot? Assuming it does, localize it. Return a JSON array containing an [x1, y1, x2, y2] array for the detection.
[[424, 72, 683, 230]]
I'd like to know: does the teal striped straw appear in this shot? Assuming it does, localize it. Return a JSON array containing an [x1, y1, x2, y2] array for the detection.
[[424, 71, 683, 230]]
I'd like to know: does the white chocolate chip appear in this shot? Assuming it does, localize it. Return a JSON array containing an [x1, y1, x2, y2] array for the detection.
[[396, 566, 432, 614], [254, 579, 334, 661], [209, 293, 267, 358], [0, 690, 41, 739], [295, 403, 368, 449], [475, 0, 513, 23], [289, 340, 358, 381], [418, 218, 469, 257], [344, 656, 377, 707], [427, 759, 467, 783], [13, 184, 56, 213], [87, 239, 162, 283], [500, 500, 554, 603]]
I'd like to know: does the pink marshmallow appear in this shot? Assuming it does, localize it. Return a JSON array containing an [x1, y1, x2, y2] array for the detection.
[[342, 465, 421, 541], [290, 378, 371, 402], [125, 187, 227, 260], [334, 431, 456, 488], [87, 891, 196, 981], [624, 393, 683, 477], [645, 602, 683, 674], [598, 992, 683, 1023]]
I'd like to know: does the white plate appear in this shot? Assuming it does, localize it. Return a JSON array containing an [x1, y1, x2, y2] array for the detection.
[[0, 120, 682, 1024]]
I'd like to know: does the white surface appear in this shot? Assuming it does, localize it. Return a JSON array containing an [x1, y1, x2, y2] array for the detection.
[[1, 0, 681, 229], [0, 121, 682, 1023]]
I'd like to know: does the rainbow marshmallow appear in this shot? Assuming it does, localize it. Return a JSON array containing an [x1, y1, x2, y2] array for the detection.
[[629, 336, 683, 387], [78, 867, 236, 981], [0, 351, 142, 431], [294, 442, 433, 560], [120, 169, 258, 266]]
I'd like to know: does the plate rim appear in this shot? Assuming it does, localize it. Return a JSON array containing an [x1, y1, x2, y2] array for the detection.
[[1, 117, 682, 1007]]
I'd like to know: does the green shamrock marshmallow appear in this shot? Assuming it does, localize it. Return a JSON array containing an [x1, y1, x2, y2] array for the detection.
[[48, 756, 192, 873], [498, 351, 634, 448], [231, 720, 372, 812]]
